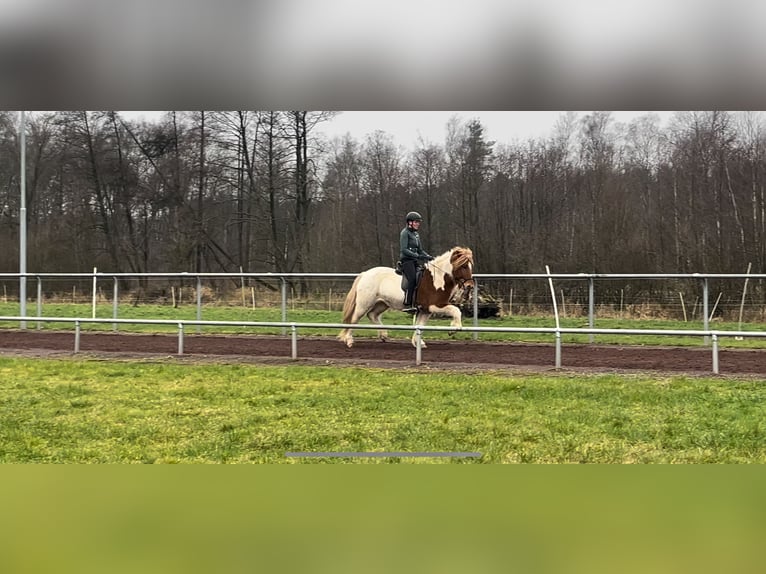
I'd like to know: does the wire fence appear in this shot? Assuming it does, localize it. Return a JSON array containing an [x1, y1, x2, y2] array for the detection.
[[1, 271, 765, 317], [2, 271, 766, 339], [3, 270, 766, 374], [0, 314, 761, 374]]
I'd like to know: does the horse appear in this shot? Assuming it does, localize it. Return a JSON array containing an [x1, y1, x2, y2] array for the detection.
[[338, 247, 475, 348]]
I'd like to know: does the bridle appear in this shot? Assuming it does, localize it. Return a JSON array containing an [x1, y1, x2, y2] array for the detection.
[[454, 273, 474, 290], [455, 271, 475, 301]]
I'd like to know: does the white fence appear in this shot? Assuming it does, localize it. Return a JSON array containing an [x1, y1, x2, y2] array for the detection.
[[2, 271, 766, 374], [2, 270, 766, 335], [1, 314, 765, 374]]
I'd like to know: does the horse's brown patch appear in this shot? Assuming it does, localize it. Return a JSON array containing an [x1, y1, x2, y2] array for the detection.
[[417, 247, 474, 309]]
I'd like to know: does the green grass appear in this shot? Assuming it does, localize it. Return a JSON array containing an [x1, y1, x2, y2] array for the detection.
[[1, 301, 765, 348], [2, 356, 766, 463]]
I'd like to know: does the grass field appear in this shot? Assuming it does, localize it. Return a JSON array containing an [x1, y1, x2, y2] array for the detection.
[[2, 356, 765, 463], [2, 302, 766, 348]]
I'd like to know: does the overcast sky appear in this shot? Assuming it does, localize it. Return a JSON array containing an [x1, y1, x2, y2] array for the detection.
[[123, 110, 673, 149], [317, 111, 673, 148]]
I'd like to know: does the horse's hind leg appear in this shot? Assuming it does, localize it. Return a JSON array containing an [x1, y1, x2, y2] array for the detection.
[[338, 326, 353, 347], [367, 302, 390, 342], [339, 305, 370, 348]]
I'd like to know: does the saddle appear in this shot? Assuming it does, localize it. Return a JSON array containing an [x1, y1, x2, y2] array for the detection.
[[396, 260, 424, 292]]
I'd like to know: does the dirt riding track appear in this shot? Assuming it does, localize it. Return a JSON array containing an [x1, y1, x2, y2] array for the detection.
[[2, 329, 766, 376]]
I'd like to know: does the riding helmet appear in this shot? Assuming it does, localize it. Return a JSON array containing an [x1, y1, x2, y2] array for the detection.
[[406, 211, 423, 222]]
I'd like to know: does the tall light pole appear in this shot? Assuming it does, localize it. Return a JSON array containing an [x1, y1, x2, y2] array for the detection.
[[19, 111, 27, 329]]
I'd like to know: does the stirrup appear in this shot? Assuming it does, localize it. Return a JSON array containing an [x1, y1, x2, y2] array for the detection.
[[402, 306, 418, 314]]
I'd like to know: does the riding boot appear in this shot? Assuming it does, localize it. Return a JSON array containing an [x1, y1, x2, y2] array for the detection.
[[402, 289, 417, 313]]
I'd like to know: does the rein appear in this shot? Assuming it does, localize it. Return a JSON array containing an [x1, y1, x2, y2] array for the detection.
[[425, 260, 451, 276], [425, 261, 474, 289]]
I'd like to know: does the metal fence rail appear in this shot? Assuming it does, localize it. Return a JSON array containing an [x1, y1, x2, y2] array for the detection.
[[3, 271, 766, 342], [2, 315, 764, 374]]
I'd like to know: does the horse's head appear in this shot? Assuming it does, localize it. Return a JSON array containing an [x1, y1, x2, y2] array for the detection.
[[449, 247, 475, 298]]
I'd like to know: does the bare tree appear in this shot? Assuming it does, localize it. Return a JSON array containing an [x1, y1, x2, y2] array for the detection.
[[579, 111, 615, 271], [361, 130, 406, 265], [411, 138, 445, 247], [444, 117, 493, 256], [319, 134, 363, 270], [736, 112, 766, 271]]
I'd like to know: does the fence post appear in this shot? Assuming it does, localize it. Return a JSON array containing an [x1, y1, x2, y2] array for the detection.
[[196, 276, 202, 334], [178, 323, 184, 355], [291, 324, 297, 359], [113, 277, 119, 332], [712, 333, 719, 374], [281, 278, 288, 336], [74, 320, 81, 353], [702, 277, 709, 346], [415, 327, 423, 365], [92, 267, 97, 319], [546, 266, 562, 369], [472, 279, 479, 341], [588, 276, 595, 344], [36, 276, 42, 330]]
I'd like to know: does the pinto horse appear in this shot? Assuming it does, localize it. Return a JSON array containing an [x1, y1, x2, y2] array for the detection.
[[338, 247, 474, 348]]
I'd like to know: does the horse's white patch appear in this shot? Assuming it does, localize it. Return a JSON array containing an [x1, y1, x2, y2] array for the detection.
[[429, 249, 453, 291]]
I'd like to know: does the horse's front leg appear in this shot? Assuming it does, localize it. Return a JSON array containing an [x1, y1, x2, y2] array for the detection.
[[447, 304, 464, 336], [427, 304, 463, 336], [410, 311, 432, 348]]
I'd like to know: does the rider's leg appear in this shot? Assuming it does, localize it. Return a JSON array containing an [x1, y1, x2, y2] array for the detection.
[[401, 260, 417, 309]]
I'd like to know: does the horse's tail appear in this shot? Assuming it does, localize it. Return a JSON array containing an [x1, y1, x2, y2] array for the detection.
[[338, 274, 362, 338], [338, 274, 363, 345]]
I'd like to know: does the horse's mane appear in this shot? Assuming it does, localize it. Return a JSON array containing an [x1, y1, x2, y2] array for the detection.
[[451, 247, 473, 270], [428, 247, 473, 291]]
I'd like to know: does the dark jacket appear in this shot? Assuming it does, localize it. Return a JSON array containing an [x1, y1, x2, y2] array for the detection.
[[400, 227, 431, 261]]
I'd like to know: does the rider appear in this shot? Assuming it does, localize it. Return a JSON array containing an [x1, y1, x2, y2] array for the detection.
[[399, 211, 434, 313]]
